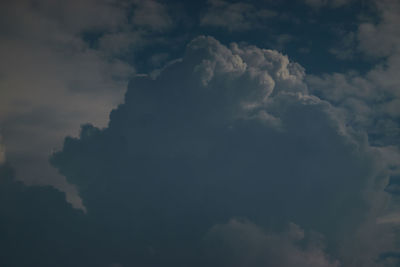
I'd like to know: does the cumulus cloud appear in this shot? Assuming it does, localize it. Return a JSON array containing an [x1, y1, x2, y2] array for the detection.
[[325, 0, 400, 61], [46, 36, 395, 266]]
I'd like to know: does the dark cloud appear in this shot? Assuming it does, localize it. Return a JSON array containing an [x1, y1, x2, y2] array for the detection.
[[46, 36, 388, 266]]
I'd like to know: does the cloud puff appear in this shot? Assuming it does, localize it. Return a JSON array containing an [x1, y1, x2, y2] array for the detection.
[[357, 0, 400, 59], [47, 36, 394, 266]]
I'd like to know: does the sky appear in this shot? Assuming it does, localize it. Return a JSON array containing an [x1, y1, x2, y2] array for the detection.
[[1, 0, 400, 266]]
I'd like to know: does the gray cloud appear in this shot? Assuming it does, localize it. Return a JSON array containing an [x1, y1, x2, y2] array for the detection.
[[46, 36, 396, 266], [357, 0, 400, 59]]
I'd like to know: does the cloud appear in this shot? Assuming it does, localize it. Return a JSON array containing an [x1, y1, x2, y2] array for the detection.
[[200, 0, 277, 31], [357, 0, 400, 59], [0, 160, 343, 267], [204, 219, 340, 267], [0, 33, 397, 266], [323, 0, 400, 61], [306, 67, 400, 148], [47, 36, 394, 266]]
